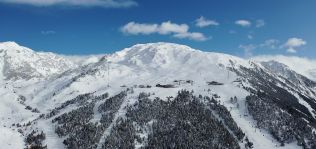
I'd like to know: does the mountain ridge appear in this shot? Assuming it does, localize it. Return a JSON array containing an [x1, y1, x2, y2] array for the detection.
[[0, 41, 316, 149], [0, 41, 77, 81]]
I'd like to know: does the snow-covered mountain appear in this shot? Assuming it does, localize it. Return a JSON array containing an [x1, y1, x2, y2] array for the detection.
[[0, 42, 316, 149], [252, 55, 316, 81], [0, 41, 77, 81]]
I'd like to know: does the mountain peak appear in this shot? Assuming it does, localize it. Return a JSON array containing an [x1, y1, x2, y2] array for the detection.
[[0, 41, 24, 49], [108, 42, 201, 67], [0, 41, 33, 54], [0, 41, 20, 46], [0, 41, 77, 80], [106, 42, 250, 70], [119, 42, 196, 55]]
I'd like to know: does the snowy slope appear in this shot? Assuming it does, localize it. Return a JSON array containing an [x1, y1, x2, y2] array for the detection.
[[252, 55, 316, 81], [0, 41, 77, 81], [0, 41, 78, 149], [1, 42, 316, 149]]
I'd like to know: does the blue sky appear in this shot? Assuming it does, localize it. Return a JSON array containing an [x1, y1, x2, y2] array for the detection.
[[0, 0, 315, 58]]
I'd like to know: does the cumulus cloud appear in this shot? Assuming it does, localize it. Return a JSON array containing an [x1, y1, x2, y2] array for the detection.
[[251, 55, 316, 81], [159, 21, 189, 34], [0, 0, 137, 8], [239, 37, 308, 56], [121, 21, 189, 35], [121, 21, 208, 41], [61, 54, 104, 66], [283, 38, 307, 53], [173, 32, 208, 41], [235, 20, 251, 27], [239, 37, 308, 58], [195, 16, 219, 28], [259, 39, 279, 49], [239, 44, 256, 58], [256, 19, 265, 28], [121, 22, 158, 35], [239, 39, 280, 57]]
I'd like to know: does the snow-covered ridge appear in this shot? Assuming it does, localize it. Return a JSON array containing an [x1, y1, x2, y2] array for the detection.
[[0, 41, 77, 80], [0, 41, 250, 81], [108, 42, 250, 69], [252, 55, 316, 81], [1, 41, 316, 149], [0, 41, 253, 85]]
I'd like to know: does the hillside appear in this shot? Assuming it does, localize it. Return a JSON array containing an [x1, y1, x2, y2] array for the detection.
[[0, 42, 315, 149]]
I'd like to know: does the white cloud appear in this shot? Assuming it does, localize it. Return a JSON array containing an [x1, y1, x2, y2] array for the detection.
[[235, 20, 251, 27], [173, 32, 208, 41], [239, 44, 256, 58], [0, 0, 137, 8], [121, 22, 158, 35], [61, 54, 104, 66], [159, 21, 189, 34], [259, 39, 279, 49], [41, 30, 56, 35], [195, 16, 219, 28], [243, 38, 306, 54], [239, 39, 280, 57], [251, 55, 316, 81], [256, 19, 265, 28], [286, 48, 297, 53], [121, 21, 208, 41], [283, 37, 307, 53], [239, 38, 307, 56]]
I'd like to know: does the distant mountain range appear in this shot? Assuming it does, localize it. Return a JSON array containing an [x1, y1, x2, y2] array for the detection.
[[0, 42, 315, 149]]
